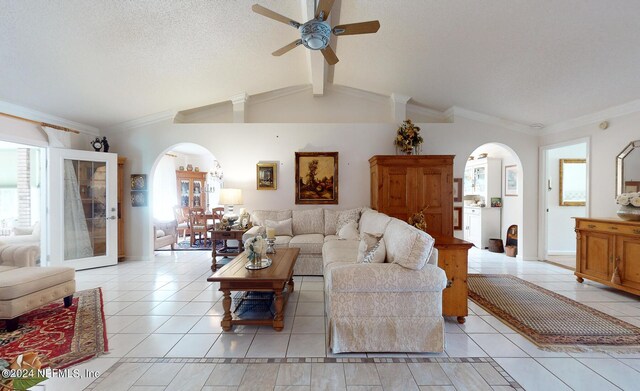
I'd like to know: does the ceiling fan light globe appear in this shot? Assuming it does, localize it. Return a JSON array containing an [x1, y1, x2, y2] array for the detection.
[[306, 37, 324, 50], [300, 20, 331, 50]]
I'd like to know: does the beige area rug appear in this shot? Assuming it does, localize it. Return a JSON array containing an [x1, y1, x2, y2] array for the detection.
[[468, 274, 640, 352]]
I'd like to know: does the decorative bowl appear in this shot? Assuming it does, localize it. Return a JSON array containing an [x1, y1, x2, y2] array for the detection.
[[617, 205, 640, 221]]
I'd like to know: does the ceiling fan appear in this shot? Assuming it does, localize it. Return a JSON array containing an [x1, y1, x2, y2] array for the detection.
[[252, 0, 380, 65]]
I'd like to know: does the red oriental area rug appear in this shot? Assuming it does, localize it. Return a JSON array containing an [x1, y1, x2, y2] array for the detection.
[[0, 288, 108, 369]]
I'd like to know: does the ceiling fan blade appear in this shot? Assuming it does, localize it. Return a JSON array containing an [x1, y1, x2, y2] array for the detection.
[[272, 40, 303, 56], [252, 4, 301, 28], [332, 20, 381, 36], [321, 45, 339, 65], [315, 0, 335, 21]]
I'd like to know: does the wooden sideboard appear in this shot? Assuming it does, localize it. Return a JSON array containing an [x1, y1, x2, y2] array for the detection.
[[433, 235, 473, 324], [369, 155, 454, 237], [575, 217, 640, 295]]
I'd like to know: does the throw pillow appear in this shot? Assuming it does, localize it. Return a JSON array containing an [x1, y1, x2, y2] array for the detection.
[[155, 229, 166, 238], [337, 221, 359, 240], [265, 218, 293, 236], [357, 233, 386, 263], [335, 208, 361, 234]]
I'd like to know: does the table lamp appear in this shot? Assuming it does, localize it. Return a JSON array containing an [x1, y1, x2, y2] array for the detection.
[[219, 188, 243, 225]]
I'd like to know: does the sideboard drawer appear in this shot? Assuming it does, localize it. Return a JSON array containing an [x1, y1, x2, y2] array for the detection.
[[577, 220, 640, 236]]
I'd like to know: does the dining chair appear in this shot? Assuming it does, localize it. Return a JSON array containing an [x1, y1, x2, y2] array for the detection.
[[189, 208, 211, 246]]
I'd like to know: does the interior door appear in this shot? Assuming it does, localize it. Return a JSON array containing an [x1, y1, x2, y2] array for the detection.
[[47, 148, 118, 270]]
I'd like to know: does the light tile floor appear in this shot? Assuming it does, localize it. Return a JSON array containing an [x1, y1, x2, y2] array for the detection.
[[40, 248, 640, 390]]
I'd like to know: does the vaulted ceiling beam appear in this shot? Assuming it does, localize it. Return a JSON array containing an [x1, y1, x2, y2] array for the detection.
[[302, 0, 327, 96]]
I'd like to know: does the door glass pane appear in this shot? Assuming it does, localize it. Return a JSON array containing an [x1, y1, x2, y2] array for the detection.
[[474, 167, 486, 193], [180, 180, 189, 207], [193, 180, 202, 208], [64, 159, 106, 260]]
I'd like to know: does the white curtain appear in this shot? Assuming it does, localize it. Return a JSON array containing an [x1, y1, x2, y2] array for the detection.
[[153, 155, 178, 221], [64, 160, 93, 260]]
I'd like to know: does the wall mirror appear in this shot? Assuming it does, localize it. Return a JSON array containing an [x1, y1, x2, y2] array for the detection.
[[617, 140, 640, 196], [559, 158, 587, 206]]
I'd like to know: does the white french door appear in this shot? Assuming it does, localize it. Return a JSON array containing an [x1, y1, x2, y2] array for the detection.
[[48, 148, 118, 270]]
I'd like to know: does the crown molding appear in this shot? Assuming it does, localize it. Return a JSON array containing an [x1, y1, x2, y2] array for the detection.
[[248, 85, 312, 106], [406, 103, 448, 122], [0, 100, 100, 136], [328, 84, 391, 104], [104, 110, 177, 133], [230, 92, 249, 105], [541, 99, 640, 135], [445, 106, 537, 135]]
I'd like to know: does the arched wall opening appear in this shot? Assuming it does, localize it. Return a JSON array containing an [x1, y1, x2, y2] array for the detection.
[[148, 142, 221, 254], [462, 142, 525, 258]]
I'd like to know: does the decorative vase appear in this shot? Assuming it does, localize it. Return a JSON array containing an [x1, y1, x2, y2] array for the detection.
[[617, 205, 640, 221], [186, 164, 193, 171]]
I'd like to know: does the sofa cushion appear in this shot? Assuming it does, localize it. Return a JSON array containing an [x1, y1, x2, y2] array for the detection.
[[251, 210, 292, 227], [288, 234, 324, 254], [266, 218, 293, 236], [292, 209, 324, 235], [275, 235, 292, 247], [324, 209, 338, 236], [337, 221, 359, 240], [0, 266, 16, 273], [384, 219, 435, 270], [335, 208, 361, 234], [322, 240, 359, 268], [0, 267, 75, 300], [359, 210, 392, 236], [324, 235, 340, 242]]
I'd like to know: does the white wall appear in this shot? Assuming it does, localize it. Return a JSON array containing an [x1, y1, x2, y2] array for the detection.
[[540, 112, 640, 218], [545, 143, 587, 255], [105, 116, 539, 262]]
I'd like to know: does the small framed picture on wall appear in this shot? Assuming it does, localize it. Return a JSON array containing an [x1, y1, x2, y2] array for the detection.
[[453, 178, 462, 202], [505, 165, 518, 196], [453, 206, 463, 230]]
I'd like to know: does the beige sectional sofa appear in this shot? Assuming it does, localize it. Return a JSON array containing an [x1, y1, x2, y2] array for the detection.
[[244, 207, 448, 353]]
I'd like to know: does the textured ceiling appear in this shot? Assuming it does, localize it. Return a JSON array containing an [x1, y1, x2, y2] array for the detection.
[[1, 0, 640, 128]]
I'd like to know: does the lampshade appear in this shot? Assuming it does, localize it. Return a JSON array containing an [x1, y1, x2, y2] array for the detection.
[[219, 188, 243, 205]]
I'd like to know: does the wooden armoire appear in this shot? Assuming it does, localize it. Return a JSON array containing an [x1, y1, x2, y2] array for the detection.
[[369, 155, 454, 237]]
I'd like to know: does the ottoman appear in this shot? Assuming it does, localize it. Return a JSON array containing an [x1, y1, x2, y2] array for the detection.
[[0, 266, 76, 331]]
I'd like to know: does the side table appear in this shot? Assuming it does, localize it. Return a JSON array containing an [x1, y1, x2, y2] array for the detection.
[[433, 235, 473, 324], [211, 229, 247, 271]]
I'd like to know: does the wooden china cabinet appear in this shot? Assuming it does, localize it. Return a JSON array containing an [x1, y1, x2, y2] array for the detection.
[[176, 170, 207, 209]]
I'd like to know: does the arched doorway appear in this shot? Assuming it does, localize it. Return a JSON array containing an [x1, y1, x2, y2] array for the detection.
[[462, 143, 524, 258], [149, 143, 222, 252]]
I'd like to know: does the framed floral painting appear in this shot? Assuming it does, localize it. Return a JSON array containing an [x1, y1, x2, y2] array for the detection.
[[295, 152, 338, 204]]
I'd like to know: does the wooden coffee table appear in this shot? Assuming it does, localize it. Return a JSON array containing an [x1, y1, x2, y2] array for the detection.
[[207, 248, 300, 331]]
